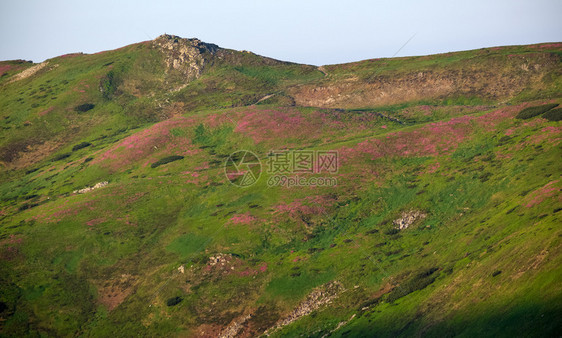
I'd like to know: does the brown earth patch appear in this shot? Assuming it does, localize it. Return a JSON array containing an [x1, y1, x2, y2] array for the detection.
[[95, 273, 137, 311], [373, 282, 394, 299], [0, 136, 64, 169], [194, 323, 223, 338]]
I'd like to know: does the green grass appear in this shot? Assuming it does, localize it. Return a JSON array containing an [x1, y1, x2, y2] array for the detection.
[[166, 233, 209, 258], [0, 38, 561, 337]]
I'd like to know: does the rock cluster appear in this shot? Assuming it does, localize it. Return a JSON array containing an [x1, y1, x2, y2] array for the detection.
[[153, 34, 219, 81], [266, 281, 345, 334], [10, 62, 49, 82], [207, 253, 237, 272], [73, 181, 108, 194], [218, 314, 252, 338], [208, 253, 231, 266], [393, 210, 426, 230]]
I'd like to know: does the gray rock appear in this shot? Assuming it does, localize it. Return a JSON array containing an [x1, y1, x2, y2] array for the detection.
[[153, 34, 219, 81]]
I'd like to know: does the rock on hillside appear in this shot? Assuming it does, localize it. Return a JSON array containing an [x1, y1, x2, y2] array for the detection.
[[153, 34, 219, 80]]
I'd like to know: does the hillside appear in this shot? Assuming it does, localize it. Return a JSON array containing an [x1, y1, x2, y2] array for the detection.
[[0, 35, 561, 337]]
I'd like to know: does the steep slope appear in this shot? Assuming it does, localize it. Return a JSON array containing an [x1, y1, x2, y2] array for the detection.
[[0, 36, 561, 337]]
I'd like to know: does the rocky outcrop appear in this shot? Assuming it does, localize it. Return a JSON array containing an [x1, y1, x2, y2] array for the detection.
[[393, 210, 426, 230], [208, 253, 232, 267], [153, 34, 219, 81], [73, 181, 108, 194], [219, 314, 252, 338], [265, 281, 345, 335], [9, 62, 49, 82]]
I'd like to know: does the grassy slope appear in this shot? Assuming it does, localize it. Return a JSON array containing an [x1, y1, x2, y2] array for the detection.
[[0, 39, 561, 336]]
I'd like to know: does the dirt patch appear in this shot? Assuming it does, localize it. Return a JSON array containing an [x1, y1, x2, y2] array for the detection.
[[252, 94, 275, 105], [2, 139, 62, 169], [194, 323, 223, 338], [513, 248, 552, 280], [95, 274, 137, 311], [373, 282, 394, 299]]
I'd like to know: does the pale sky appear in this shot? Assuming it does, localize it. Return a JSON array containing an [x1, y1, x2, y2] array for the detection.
[[1, 0, 561, 66]]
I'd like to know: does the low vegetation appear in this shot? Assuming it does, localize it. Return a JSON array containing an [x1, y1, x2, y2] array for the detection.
[[71, 142, 92, 151], [515, 103, 558, 119], [543, 108, 562, 121], [0, 37, 560, 337], [150, 155, 184, 168], [74, 103, 95, 113], [386, 267, 439, 303]]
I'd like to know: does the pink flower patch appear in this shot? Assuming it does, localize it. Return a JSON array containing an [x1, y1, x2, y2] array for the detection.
[[94, 117, 200, 171], [0, 64, 14, 76], [229, 212, 257, 225], [339, 106, 524, 164], [230, 107, 380, 147], [427, 162, 441, 174], [527, 126, 562, 145], [273, 195, 335, 221], [525, 180, 561, 208]]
